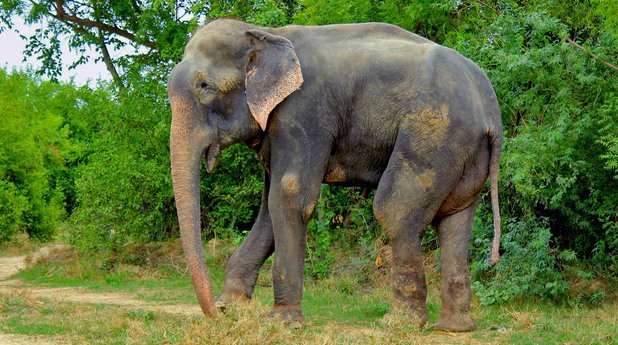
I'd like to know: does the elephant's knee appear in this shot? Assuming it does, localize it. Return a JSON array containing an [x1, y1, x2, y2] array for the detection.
[[373, 198, 394, 238], [280, 171, 301, 197]]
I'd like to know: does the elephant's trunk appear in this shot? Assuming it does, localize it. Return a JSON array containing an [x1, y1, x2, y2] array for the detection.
[[169, 92, 216, 316]]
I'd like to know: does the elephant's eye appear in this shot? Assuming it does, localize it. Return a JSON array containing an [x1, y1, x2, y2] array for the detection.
[[199, 81, 216, 95], [196, 80, 216, 105]]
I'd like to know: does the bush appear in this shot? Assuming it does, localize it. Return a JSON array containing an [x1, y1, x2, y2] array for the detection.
[[0, 181, 28, 242], [304, 185, 381, 279], [201, 144, 263, 239], [0, 69, 83, 241], [67, 77, 263, 251], [68, 79, 176, 251], [472, 217, 570, 305]]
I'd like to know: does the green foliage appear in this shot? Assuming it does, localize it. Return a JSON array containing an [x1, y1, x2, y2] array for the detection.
[[305, 186, 338, 279], [0, 180, 28, 242], [208, 0, 289, 27], [305, 216, 335, 279], [304, 185, 382, 279], [68, 76, 176, 251], [473, 217, 569, 305], [66, 75, 262, 251], [444, 1, 617, 271], [0, 69, 89, 241], [201, 145, 263, 238], [597, 93, 618, 179], [294, 0, 458, 40], [294, 0, 375, 25]]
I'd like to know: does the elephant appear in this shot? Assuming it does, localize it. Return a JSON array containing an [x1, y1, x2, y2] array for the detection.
[[167, 18, 502, 332]]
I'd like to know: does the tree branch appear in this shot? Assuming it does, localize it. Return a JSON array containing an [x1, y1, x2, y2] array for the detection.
[[97, 28, 124, 89], [47, 21, 123, 85], [567, 37, 618, 73], [54, 0, 156, 49], [64, 21, 97, 43]]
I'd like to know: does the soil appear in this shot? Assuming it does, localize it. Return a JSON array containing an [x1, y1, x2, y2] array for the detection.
[[0, 255, 25, 281]]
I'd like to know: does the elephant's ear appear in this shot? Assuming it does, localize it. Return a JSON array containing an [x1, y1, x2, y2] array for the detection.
[[244, 29, 303, 130]]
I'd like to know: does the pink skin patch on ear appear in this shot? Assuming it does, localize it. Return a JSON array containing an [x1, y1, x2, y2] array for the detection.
[[246, 57, 303, 130]]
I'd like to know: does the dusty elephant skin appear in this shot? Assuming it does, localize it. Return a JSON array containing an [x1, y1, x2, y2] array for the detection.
[[168, 19, 502, 332]]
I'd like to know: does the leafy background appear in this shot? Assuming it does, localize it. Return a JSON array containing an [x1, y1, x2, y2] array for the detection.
[[0, 0, 616, 305]]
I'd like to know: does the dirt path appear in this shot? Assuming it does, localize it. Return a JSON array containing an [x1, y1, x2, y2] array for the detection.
[[0, 285, 202, 316], [0, 246, 202, 316], [0, 334, 69, 345], [0, 255, 26, 281], [0, 246, 205, 344]]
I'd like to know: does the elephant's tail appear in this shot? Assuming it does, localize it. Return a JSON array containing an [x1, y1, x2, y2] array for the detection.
[[488, 128, 502, 265]]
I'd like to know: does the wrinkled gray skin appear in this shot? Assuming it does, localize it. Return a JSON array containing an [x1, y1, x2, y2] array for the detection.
[[168, 19, 502, 332]]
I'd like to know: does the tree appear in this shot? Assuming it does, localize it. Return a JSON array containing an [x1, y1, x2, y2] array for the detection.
[[0, 0, 296, 88], [1, 0, 193, 87]]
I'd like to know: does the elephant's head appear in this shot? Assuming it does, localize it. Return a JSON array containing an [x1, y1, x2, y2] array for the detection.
[[167, 19, 303, 315]]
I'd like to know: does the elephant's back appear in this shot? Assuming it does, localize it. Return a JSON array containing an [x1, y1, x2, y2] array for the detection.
[[275, 22, 432, 46]]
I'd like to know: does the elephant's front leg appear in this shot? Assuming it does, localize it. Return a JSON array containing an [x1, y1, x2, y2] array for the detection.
[[218, 175, 274, 307], [266, 130, 328, 326], [267, 169, 320, 326]]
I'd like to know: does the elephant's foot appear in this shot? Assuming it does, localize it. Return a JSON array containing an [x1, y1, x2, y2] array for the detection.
[[269, 304, 303, 329], [434, 313, 476, 332], [390, 264, 428, 327], [216, 289, 250, 311]]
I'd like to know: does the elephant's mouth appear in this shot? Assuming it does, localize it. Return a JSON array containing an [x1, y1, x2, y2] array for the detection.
[[204, 143, 220, 173]]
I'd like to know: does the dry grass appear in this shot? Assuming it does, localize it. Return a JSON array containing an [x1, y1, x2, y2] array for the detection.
[[1, 279, 616, 344], [509, 311, 535, 329], [0, 233, 40, 257], [180, 301, 478, 345]]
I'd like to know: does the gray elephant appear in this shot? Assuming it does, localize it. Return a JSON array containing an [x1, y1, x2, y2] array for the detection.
[[168, 18, 502, 332]]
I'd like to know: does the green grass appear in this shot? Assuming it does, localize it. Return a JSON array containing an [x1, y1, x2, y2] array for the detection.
[[1, 243, 616, 344], [0, 294, 191, 344]]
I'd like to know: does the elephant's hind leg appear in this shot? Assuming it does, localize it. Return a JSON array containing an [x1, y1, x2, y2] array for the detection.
[[434, 202, 478, 332], [373, 142, 456, 326]]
